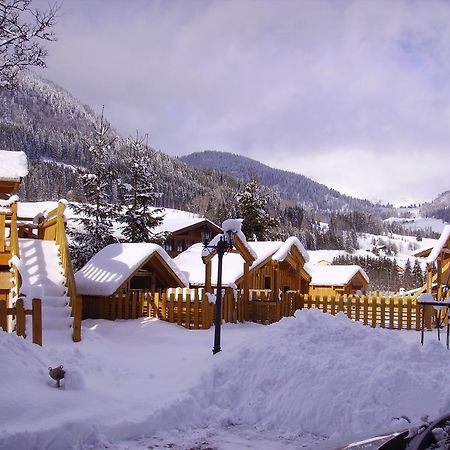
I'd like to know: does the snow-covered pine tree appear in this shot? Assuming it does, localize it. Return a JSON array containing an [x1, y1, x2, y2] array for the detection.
[[236, 179, 279, 241], [119, 133, 165, 243], [70, 109, 119, 269]]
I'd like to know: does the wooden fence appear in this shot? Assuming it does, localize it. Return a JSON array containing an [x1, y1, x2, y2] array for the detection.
[[81, 288, 431, 332], [0, 298, 42, 345], [296, 293, 424, 330]]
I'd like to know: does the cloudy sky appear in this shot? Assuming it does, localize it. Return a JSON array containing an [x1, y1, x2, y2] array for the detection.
[[35, 0, 450, 205]]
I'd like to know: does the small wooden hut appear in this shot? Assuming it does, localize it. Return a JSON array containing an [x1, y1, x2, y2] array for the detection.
[[75, 243, 188, 319], [175, 236, 311, 300], [308, 265, 369, 296]]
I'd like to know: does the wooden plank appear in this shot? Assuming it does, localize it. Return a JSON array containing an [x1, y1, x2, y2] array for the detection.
[[380, 297, 385, 328], [32, 298, 42, 346], [193, 290, 199, 329], [389, 297, 394, 329], [185, 291, 191, 329], [124, 291, 130, 319], [161, 291, 167, 321], [0, 299, 7, 332], [330, 295, 336, 315], [415, 302, 422, 331], [131, 292, 137, 319], [0, 214, 5, 253], [16, 299, 25, 337], [355, 296, 360, 322], [371, 297, 377, 328], [398, 298, 403, 330], [177, 292, 183, 326], [346, 295, 352, 320], [168, 292, 174, 323], [363, 296, 369, 325]]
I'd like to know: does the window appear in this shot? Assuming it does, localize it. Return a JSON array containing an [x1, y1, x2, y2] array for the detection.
[[176, 240, 184, 252], [164, 241, 173, 252], [130, 275, 152, 290], [264, 276, 271, 289]]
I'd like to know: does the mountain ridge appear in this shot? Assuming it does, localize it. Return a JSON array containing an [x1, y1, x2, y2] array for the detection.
[[179, 150, 390, 216]]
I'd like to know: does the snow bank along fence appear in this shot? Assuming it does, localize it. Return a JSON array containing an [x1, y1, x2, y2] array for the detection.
[[82, 288, 433, 331], [16, 201, 82, 342], [0, 298, 42, 345]]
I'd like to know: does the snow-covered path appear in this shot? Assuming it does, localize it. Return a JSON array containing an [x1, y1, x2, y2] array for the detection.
[[1, 310, 450, 449]]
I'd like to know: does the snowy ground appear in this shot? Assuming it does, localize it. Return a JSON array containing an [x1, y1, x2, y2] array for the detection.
[[2, 310, 450, 450]]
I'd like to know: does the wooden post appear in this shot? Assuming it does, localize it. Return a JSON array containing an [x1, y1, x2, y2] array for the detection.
[[424, 304, 433, 331], [437, 256, 443, 299], [427, 264, 433, 293], [243, 262, 250, 319], [32, 298, 42, 346], [0, 300, 7, 332], [15, 299, 25, 337], [185, 291, 191, 329], [272, 261, 280, 302]]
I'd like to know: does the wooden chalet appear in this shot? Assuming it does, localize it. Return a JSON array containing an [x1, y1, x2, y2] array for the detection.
[[308, 265, 369, 296], [174, 236, 311, 301], [75, 243, 189, 319], [159, 217, 221, 258]]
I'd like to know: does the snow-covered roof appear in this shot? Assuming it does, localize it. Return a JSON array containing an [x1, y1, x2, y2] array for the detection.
[[152, 208, 220, 234], [272, 236, 309, 263], [307, 250, 346, 265], [426, 225, 450, 264], [75, 243, 188, 296], [0, 150, 28, 181], [177, 237, 310, 286], [308, 265, 369, 287]]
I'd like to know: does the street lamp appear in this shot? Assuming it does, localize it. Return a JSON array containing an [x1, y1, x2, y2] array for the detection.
[[202, 223, 238, 354]]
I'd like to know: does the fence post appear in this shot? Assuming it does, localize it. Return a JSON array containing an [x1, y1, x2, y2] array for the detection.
[[15, 299, 25, 337], [0, 300, 7, 332], [32, 298, 42, 346]]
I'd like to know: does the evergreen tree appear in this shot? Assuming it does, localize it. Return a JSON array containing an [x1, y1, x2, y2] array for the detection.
[[236, 179, 279, 241], [70, 109, 119, 269], [119, 133, 165, 243], [412, 259, 424, 287]]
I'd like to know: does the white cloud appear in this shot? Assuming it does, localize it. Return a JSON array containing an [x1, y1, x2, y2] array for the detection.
[[35, 0, 450, 203]]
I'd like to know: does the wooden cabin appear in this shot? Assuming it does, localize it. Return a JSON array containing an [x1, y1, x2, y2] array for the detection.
[[75, 243, 189, 319], [308, 265, 369, 296], [422, 225, 450, 299], [0, 150, 28, 199], [160, 218, 221, 258], [174, 236, 311, 300]]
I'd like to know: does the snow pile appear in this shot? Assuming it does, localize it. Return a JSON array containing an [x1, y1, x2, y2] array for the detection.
[[182, 309, 448, 441], [0, 150, 28, 180], [2, 310, 450, 448]]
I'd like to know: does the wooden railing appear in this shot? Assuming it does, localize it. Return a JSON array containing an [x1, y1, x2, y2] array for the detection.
[[0, 298, 42, 345], [41, 201, 81, 342]]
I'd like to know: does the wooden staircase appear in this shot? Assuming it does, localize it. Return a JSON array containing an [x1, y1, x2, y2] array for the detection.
[[0, 200, 81, 342]]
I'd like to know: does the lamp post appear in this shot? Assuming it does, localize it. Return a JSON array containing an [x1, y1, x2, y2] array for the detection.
[[202, 226, 236, 355]]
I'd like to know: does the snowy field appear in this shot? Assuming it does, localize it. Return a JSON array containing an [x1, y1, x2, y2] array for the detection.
[[2, 309, 450, 450]]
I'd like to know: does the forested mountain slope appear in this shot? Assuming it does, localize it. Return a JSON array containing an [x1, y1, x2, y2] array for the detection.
[[180, 150, 391, 216], [421, 190, 450, 223], [0, 71, 265, 221]]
